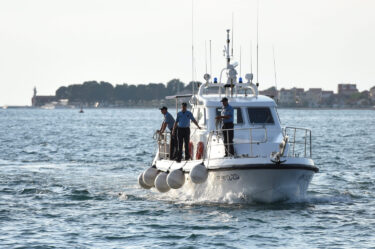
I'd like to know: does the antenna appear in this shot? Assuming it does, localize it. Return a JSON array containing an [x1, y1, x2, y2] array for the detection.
[[209, 40, 212, 78], [273, 45, 278, 99], [191, 0, 195, 95], [231, 13, 234, 57], [205, 41, 208, 74], [226, 29, 231, 68], [240, 46, 242, 76], [250, 41, 253, 75], [256, 0, 259, 85]]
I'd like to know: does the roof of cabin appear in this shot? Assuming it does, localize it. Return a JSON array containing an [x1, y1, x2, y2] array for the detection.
[[197, 94, 276, 107]]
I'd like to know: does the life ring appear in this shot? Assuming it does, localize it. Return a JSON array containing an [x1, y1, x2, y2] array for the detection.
[[189, 142, 194, 159], [196, 141, 204, 160]]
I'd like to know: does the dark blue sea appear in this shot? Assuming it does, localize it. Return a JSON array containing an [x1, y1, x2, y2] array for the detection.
[[0, 108, 374, 248]]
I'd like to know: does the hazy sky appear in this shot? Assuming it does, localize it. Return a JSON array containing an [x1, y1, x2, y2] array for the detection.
[[1, 0, 374, 106]]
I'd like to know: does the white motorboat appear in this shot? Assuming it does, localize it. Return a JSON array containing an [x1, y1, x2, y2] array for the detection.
[[139, 30, 318, 203]]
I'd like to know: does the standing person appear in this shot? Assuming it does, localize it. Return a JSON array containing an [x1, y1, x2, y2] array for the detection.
[[216, 97, 234, 157], [158, 106, 177, 160], [172, 103, 201, 162]]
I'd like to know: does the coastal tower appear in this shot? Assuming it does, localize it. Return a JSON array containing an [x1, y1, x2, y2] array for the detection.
[[32, 87, 37, 107]]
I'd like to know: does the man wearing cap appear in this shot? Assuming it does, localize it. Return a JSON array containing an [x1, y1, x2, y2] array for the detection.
[[159, 106, 177, 160], [172, 103, 201, 162], [216, 97, 234, 157]]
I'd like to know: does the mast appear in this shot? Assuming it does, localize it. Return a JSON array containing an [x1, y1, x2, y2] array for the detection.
[[226, 29, 231, 69], [191, 0, 195, 96], [250, 41, 253, 76], [273, 45, 278, 100], [231, 13, 234, 58], [209, 40, 212, 78], [240, 46, 242, 77], [205, 41, 208, 74], [256, 0, 259, 85]]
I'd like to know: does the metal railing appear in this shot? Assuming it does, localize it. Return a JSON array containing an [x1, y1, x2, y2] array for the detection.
[[154, 127, 268, 161], [155, 127, 312, 161], [283, 127, 312, 158], [154, 131, 171, 159], [205, 127, 268, 163]]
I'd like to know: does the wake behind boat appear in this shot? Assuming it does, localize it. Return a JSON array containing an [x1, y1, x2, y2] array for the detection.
[[138, 30, 318, 203]]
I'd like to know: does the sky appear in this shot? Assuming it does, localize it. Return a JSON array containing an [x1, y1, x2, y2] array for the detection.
[[0, 0, 374, 106]]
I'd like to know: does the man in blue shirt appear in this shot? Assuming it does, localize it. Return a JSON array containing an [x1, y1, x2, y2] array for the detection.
[[216, 97, 234, 156], [159, 106, 177, 160], [172, 102, 201, 162]]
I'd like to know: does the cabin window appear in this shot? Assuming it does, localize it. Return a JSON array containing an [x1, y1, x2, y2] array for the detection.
[[247, 107, 274, 124], [216, 107, 243, 125]]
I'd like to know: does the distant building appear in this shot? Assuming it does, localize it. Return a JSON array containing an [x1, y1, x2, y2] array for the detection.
[[259, 87, 278, 99], [370, 86, 375, 102], [279, 87, 304, 106], [338, 84, 358, 96], [305, 88, 322, 107], [322, 90, 334, 99], [279, 88, 294, 105], [31, 87, 56, 107], [294, 88, 305, 105]]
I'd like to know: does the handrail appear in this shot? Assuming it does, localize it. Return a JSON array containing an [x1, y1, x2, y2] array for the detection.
[[283, 126, 312, 158], [155, 131, 171, 159], [205, 127, 268, 163], [155, 126, 312, 162]]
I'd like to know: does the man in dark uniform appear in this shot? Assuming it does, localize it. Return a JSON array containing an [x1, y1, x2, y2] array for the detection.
[[172, 103, 201, 162], [216, 97, 234, 157], [159, 106, 177, 160]]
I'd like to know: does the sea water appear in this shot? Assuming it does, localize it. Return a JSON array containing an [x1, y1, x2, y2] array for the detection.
[[0, 108, 374, 248]]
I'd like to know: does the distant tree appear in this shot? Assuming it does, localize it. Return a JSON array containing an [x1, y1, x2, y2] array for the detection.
[[128, 85, 137, 101], [56, 86, 69, 99], [81, 81, 100, 103], [166, 79, 185, 95], [98, 81, 114, 102], [55, 78, 197, 105], [349, 92, 361, 101], [114, 84, 129, 100], [185, 81, 202, 94], [145, 83, 167, 100], [68, 84, 85, 102]]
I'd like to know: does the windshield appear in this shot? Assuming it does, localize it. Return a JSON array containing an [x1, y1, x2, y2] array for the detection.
[[247, 107, 274, 124]]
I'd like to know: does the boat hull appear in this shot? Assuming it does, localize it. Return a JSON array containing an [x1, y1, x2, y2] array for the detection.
[[168, 167, 315, 203]]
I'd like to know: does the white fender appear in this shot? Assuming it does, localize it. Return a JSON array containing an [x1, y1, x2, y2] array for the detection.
[[154, 172, 171, 193], [142, 166, 159, 187], [167, 169, 185, 189], [189, 164, 208, 184], [138, 172, 152, 189]]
